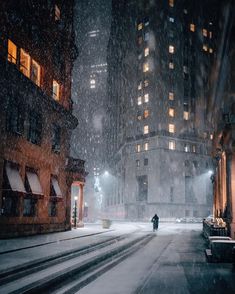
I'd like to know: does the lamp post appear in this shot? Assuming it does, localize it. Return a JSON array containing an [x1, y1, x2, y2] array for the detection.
[[74, 196, 78, 228]]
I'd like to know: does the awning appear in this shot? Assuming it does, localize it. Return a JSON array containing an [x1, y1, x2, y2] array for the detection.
[[26, 171, 43, 195], [5, 163, 26, 193], [51, 177, 62, 197]]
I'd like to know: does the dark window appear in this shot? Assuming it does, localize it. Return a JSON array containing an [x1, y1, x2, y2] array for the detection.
[[144, 158, 148, 166], [27, 111, 42, 145], [1, 163, 20, 216], [6, 99, 24, 135], [23, 198, 37, 216], [137, 175, 148, 201], [136, 160, 140, 167], [185, 210, 190, 217], [48, 201, 57, 216], [52, 124, 61, 152], [170, 186, 173, 202]]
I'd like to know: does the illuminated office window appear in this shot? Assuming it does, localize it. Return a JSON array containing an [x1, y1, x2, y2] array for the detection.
[[169, 45, 175, 54], [169, 62, 174, 69], [20, 49, 30, 78], [184, 111, 189, 120], [53, 80, 60, 100], [31, 59, 41, 86], [144, 109, 149, 119], [169, 108, 175, 117], [144, 93, 149, 103], [209, 31, 213, 39], [143, 62, 149, 72], [7, 39, 17, 64], [203, 44, 208, 51], [144, 80, 149, 87], [169, 0, 174, 7], [137, 96, 142, 105], [144, 125, 149, 134], [138, 23, 143, 30], [202, 29, 208, 37], [144, 142, 149, 151], [169, 140, 175, 150], [55, 4, 61, 21], [184, 143, 190, 152], [209, 48, 213, 54], [190, 24, 195, 32], [169, 92, 174, 100], [138, 81, 142, 90], [136, 144, 141, 153], [169, 124, 175, 133], [144, 47, 149, 57]]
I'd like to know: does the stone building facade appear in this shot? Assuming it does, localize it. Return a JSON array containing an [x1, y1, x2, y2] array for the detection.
[[105, 0, 221, 220], [0, 0, 86, 237]]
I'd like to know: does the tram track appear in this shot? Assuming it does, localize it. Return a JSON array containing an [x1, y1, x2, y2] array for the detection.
[[0, 226, 154, 294]]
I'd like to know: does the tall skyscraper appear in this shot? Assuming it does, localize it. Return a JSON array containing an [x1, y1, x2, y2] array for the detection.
[[105, 0, 221, 220], [71, 0, 111, 219]]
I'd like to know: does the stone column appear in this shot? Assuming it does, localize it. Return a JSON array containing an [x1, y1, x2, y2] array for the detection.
[[77, 184, 84, 227]]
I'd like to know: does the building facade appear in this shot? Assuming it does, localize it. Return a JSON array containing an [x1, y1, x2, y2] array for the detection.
[[105, 0, 220, 220], [207, 0, 235, 238], [0, 0, 86, 237]]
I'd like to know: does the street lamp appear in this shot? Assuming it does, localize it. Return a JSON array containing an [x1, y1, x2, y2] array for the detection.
[[74, 196, 78, 228]]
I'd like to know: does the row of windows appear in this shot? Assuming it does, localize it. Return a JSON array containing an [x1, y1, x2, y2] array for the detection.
[[8, 39, 60, 100], [136, 158, 148, 167], [2, 162, 62, 217], [136, 141, 197, 153], [6, 100, 61, 151]]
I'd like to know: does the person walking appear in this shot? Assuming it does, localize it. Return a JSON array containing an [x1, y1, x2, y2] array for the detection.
[[151, 214, 159, 231]]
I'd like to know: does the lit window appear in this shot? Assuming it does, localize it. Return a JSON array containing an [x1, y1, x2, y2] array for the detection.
[[137, 96, 142, 105], [20, 49, 30, 78], [183, 66, 188, 74], [8, 39, 17, 64], [169, 0, 174, 7], [144, 80, 149, 87], [90, 79, 96, 89], [144, 93, 149, 103], [209, 48, 213, 54], [192, 145, 196, 153], [169, 17, 174, 23], [31, 59, 41, 86], [184, 111, 189, 120], [144, 142, 149, 151], [169, 62, 174, 69], [55, 4, 61, 21], [138, 23, 143, 30], [169, 124, 175, 133], [210, 134, 213, 140], [169, 45, 174, 54], [144, 125, 149, 134], [169, 108, 174, 117], [136, 144, 141, 153], [202, 29, 208, 37], [138, 81, 142, 90], [144, 47, 149, 57], [190, 24, 195, 32], [209, 31, 212, 39], [138, 53, 142, 60], [169, 92, 174, 100], [136, 160, 140, 167], [203, 44, 208, 51], [137, 114, 142, 120], [53, 80, 60, 100], [184, 144, 190, 152], [144, 109, 149, 118], [169, 140, 175, 150], [143, 62, 149, 72]]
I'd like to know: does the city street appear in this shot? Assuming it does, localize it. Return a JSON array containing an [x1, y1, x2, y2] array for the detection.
[[0, 222, 235, 293]]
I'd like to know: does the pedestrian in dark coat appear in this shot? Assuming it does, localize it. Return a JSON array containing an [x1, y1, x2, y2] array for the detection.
[[151, 214, 159, 231]]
